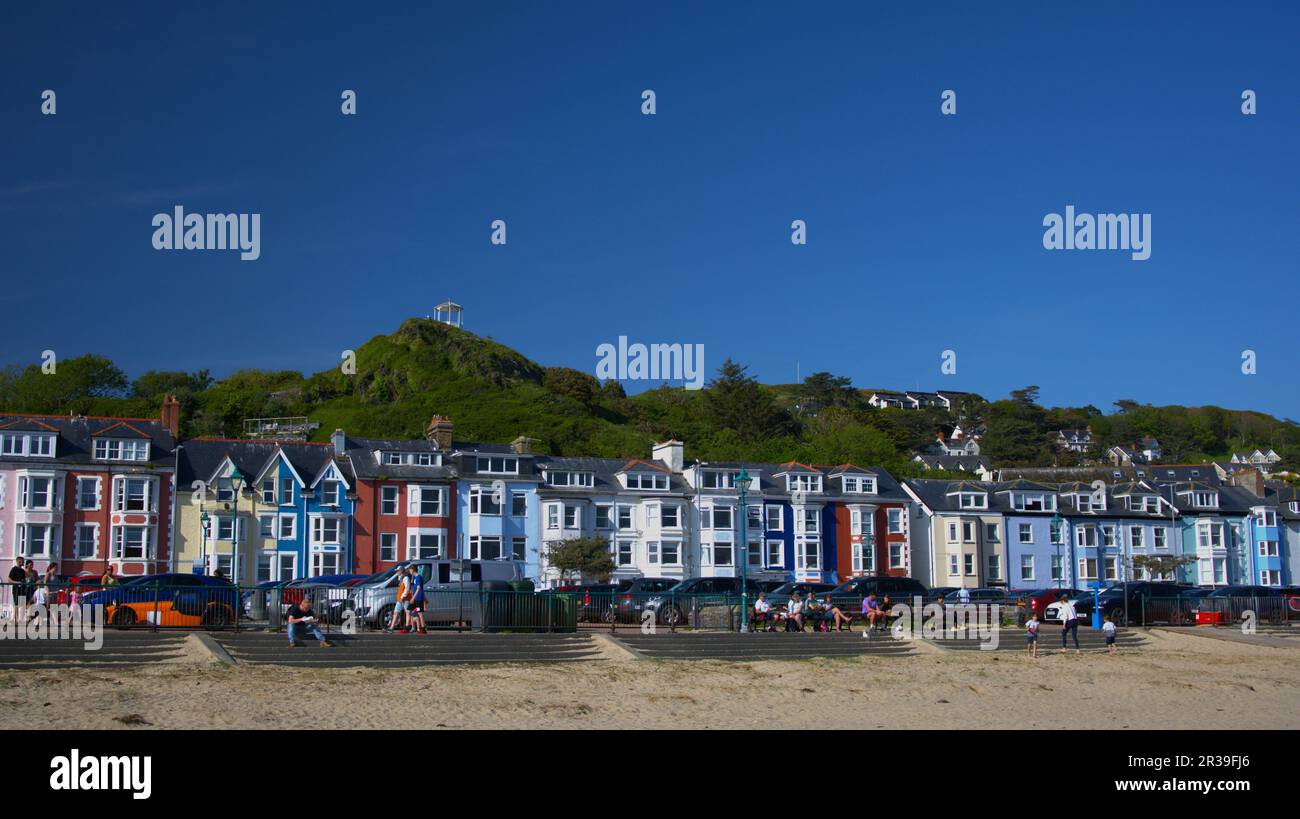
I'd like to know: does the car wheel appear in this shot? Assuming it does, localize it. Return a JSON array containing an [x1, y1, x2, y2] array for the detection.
[[599, 608, 615, 624], [375, 604, 394, 630], [110, 607, 137, 627], [200, 605, 232, 628], [1108, 607, 1126, 627], [659, 605, 682, 626]]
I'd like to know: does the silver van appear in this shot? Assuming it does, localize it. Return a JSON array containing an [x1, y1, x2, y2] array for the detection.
[[345, 559, 527, 628]]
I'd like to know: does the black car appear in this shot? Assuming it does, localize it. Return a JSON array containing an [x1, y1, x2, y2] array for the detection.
[[610, 577, 682, 623], [1054, 581, 1196, 625], [828, 575, 928, 613], [645, 577, 765, 625], [1195, 585, 1287, 624]]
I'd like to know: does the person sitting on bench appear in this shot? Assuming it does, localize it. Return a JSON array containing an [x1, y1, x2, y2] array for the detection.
[[862, 593, 888, 632], [804, 593, 829, 631], [753, 593, 778, 632], [827, 595, 855, 632], [786, 592, 806, 631]]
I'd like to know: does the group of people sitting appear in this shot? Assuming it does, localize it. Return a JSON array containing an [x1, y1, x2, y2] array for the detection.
[[751, 591, 892, 633]]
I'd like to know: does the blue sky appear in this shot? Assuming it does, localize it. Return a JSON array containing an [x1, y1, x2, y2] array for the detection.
[[2, 2, 1297, 418]]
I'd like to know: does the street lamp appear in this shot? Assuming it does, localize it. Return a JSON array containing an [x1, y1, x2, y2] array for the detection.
[[199, 510, 210, 575], [737, 467, 750, 632], [227, 467, 248, 585]]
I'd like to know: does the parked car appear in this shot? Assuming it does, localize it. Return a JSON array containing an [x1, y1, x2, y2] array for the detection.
[[925, 586, 961, 603], [942, 587, 1008, 605], [609, 577, 682, 623], [81, 573, 238, 627], [1022, 587, 1082, 619], [1044, 582, 1195, 625], [765, 581, 837, 608], [556, 581, 633, 623], [1193, 585, 1285, 624], [346, 559, 527, 628], [828, 575, 928, 614], [754, 580, 788, 594], [644, 577, 765, 626]]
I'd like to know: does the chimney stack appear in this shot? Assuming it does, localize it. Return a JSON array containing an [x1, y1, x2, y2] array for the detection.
[[426, 415, 454, 450], [1232, 467, 1265, 498], [652, 440, 684, 473], [160, 394, 181, 438], [331, 429, 347, 456], [511, 436, 536, 456]]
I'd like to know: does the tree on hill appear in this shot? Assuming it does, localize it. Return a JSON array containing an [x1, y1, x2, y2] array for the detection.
[[703, 358, 794, 441]]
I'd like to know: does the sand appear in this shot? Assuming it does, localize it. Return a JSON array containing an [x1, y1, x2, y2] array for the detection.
[[0, 629, 1294, 730]]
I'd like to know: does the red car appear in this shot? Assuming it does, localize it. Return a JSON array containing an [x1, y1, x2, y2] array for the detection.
[[1023, 587, 1082, 619]]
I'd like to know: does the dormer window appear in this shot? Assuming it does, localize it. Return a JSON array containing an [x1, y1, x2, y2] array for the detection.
[[1190, 491, 1218, 509], [1127, 495, 1158, 513], [786, 474, 822, 493], [381, 451, 441, 467], [476, 456, 518, 475], [842, 476, 877, 494], [957, 492, 987, 510], [94, 438, 149, 462], [547, 471, 594, 488], [1, 433, 57, 458], [1010, 492, 1055, 512], [701, 471, 737, 490], [626, 472, 668, 491]]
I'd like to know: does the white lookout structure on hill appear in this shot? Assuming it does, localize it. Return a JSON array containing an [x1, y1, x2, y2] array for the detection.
[[433, 300, 463, 328]]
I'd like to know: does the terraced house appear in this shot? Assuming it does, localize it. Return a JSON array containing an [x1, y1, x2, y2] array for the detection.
[[904, 480, 1006, 589], [337, 422, 459, 575], [0, 398, 180, 578], [175, 438, 355, 583]]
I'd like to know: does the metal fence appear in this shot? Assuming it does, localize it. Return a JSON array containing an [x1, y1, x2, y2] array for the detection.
[[0, 582, 578, 634], [3, 581, 1296, 634], [1137, 595, 1296, 627]]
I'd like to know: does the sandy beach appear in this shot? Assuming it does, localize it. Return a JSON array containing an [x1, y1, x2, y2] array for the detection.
[[1, 629, 1295, 730]]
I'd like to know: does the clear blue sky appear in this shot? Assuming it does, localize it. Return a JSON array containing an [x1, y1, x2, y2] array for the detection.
[[2, 2, 1296, 418]]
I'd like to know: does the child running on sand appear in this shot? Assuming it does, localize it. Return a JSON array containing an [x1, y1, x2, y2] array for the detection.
[[1026, 612, 1040, 657]]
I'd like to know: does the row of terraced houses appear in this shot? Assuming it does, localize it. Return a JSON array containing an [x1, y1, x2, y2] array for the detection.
[[1, 400, 1298, 590]]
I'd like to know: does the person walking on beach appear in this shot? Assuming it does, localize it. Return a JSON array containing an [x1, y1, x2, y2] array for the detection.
[[1026, 612, 1040, 658], [1102, 614, 1117, 655], [387, 567, 412, 633], [405, 565, 427, 634], [8, 557, 27, 620], [1058, 594, 1080, 653]]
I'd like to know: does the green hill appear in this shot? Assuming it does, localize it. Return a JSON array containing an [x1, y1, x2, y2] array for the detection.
[[1, 318, 1296, 478]]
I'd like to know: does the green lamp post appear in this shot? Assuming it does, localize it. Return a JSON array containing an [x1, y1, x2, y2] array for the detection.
[[737, 466, 750, 632], [227, 467, 247, 584], [199, 510, 210, 575]]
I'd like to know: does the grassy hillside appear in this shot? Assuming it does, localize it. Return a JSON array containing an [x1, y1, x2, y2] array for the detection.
[[1, 318, 1295, 477]]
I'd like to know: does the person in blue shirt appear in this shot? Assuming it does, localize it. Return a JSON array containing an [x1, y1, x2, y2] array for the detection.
[[405, 565, 427, 634]]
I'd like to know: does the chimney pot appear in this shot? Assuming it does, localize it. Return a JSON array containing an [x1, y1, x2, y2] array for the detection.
[[426, 415, 454, 450]]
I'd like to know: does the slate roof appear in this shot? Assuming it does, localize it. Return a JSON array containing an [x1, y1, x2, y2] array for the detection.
[[177, 438, 353, 488], [0, 413, 176, 468]]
